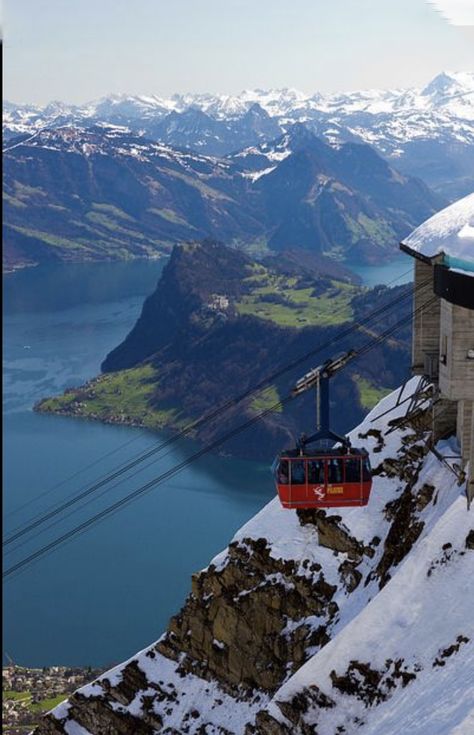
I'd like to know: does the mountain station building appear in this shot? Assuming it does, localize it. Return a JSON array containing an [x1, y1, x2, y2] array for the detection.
[[400, 193, 474, 505]]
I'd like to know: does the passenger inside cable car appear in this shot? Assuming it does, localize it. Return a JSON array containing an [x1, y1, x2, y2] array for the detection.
[[308, 460, 324, 483], [278, 460, 289, 484]]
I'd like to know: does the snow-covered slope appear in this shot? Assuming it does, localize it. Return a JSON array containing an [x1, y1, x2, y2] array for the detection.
[[33, 378, 473, 735], [256, 466, 473, 734]]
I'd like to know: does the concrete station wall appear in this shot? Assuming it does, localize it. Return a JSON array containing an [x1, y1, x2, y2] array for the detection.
[[411, 256, 474, 503], [412, 259, 441, 374]]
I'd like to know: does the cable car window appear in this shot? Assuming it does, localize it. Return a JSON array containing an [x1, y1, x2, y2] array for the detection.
[[291, 460, 306, 485], [328, 458, 343, 483], [308, 460, 324, 483], [278, 460, 289, 484], [362, 458, 372, 481], [344, 458, 361, 482]]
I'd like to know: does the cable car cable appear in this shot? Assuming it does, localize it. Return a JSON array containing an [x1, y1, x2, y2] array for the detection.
[[5, 269, 416, 534], [3, 438, 197, 559], [3, 276, 429, 548], [5, 264, 416, 527], [3, 278, 423, 548], [3, 293, 438, 580], [4, 432, 146, 522]]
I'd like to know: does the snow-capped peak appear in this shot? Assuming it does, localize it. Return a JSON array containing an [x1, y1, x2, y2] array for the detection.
[[4, 72, 474, 195]]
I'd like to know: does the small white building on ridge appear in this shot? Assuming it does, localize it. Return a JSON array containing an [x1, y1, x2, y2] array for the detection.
[[400, 192, 474, 503]]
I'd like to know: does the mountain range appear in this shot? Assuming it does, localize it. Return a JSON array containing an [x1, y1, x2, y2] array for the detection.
[[5, 71, 474, 198], [3, 123, 442, 271]]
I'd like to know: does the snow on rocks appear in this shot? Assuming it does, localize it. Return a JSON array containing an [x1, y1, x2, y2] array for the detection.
[[254, 492, 473, 735], [63, 722, 93, 735], [35, 378, 472, 735]]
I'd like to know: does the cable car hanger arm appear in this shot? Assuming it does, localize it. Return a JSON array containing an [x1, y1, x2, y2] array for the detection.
[[291, 350, 357, 396], [291, 350, 357, 451]]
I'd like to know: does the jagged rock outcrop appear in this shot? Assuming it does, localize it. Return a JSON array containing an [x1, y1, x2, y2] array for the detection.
[[297, 509, 368, 559], [33, 380, 473, 735], [157, 537, 335, 694]]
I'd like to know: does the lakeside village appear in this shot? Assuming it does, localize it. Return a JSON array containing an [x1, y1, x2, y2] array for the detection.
[[2, 664, 105, 734]]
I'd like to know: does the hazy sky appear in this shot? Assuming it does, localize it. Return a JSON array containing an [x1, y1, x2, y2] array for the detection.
[[4, 0, 474, 105]]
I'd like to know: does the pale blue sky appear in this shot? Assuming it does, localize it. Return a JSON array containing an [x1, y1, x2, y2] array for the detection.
[[3, 0, 474, 105]]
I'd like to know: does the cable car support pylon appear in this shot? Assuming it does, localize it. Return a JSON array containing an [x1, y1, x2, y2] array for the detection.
[[292, 350, 356, 451]]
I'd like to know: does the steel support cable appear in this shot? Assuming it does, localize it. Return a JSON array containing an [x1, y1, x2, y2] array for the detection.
[[10, 297, 422, 556], [3, 436, 198, 559], [4, 475, 218, 559], [3, 277, 422, 548], [3, 294, 436, 580], [4, 432, 145, 522], [4, 267, 415, 528], [352, 296, 439, 364], [3, 275, 428, 548]]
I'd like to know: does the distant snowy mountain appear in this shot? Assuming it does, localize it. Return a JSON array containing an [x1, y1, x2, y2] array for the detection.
[[4, 72, 474, 197]]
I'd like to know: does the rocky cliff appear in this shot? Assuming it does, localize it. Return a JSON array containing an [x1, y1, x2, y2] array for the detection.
[[33, 378, 474, 735]]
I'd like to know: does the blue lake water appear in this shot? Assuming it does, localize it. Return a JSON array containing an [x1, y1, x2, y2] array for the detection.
[[2, 255, 413, 668], [348, 254, 413, 287], [3, 260, 274, 667]]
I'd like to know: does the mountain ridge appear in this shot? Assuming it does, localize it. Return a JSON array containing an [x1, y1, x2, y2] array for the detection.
[[3, 124, 442, 271], [5, 71, 474, 197]]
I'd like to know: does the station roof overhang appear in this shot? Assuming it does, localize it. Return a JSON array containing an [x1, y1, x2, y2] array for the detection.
[[399, 192, 474, 269]]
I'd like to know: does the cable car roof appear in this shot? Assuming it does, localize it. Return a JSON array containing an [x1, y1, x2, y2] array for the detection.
[[279, 446, 369, 458]]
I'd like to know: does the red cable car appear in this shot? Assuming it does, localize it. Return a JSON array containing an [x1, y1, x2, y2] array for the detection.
[[276, 447, 372, 509], [275, 352, 373, 509]]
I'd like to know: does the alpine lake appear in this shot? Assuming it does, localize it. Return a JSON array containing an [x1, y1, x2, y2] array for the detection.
[[3, 255, 413, 667]]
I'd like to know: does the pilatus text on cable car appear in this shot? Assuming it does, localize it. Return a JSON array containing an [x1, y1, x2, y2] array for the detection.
[[275, 351, 373, 509]]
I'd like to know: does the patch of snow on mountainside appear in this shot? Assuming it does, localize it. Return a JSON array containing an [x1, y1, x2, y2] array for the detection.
[[10, 126, 228, 173], [259, 483, 473, 734], [35, 378, 472, 735], [241, 166, 277, 182]]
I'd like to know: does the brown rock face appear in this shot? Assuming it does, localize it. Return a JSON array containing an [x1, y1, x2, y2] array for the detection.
[[338, 560, 363, 593], [33, 408, 444, 735], [375, 486, 425, 588], [297, 509, 367, 559], [157, 537, 336, 694], [248, 685, 335, 735]]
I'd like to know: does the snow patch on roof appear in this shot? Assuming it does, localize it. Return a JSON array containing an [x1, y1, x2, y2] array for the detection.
[[402, 192, 474, 262]]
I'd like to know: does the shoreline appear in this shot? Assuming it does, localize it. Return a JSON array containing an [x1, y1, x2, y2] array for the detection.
[[2, 251, 167, 276]]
